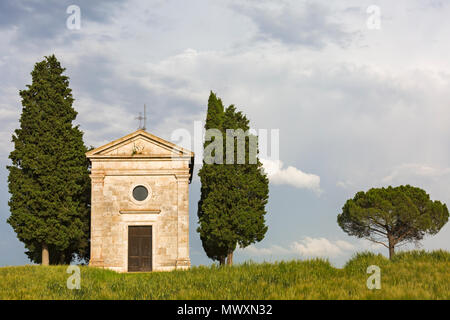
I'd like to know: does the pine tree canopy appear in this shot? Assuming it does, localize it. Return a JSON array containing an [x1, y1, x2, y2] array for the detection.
[[7, 55, 90, 264], [337, 185, 449, 259]]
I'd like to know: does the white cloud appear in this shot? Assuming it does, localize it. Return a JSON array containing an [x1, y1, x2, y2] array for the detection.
[[240, 237, 355, 258], [336, 180, 354, 189], [261, 159, 321, 193], [242, 244, 292, 256], [230, 0, 354, 48], [0, 86, 21, 161], [382, 163, 450, 184], [291, 237, 355, 258]]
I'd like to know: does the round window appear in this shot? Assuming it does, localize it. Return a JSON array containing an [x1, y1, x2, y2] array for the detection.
[[132, 185, 148, 201]]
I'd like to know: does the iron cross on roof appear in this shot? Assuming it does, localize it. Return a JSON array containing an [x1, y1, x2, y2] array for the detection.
[[136, 104, 147, 130]]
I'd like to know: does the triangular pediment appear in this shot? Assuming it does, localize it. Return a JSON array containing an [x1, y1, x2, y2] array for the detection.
[[86, 130, 193, 159]]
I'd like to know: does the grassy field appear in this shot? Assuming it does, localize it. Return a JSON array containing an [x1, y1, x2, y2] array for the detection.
[[0, 250, 448, 300]]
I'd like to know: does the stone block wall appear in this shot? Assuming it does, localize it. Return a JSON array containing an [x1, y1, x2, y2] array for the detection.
[[86, 130, 193, 272]]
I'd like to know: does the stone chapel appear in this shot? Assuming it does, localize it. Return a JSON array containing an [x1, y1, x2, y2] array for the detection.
[[86, 130, 194, 272]]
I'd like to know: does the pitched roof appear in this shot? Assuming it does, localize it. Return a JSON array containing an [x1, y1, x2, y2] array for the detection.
[[86, 129, 194, 160]]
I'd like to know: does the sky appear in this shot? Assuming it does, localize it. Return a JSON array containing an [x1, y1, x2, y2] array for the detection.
[[1, 0, 450, 267]]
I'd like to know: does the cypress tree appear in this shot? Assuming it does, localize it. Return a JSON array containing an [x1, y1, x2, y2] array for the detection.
[[7, 55, 90, 265], [197, 92, 229, 264], [198, 92, 269, 265]]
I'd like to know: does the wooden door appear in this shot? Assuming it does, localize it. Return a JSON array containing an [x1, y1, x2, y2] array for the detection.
[[128, 226, 152, 272]]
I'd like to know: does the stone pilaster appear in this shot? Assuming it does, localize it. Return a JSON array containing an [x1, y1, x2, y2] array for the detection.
[[89, 173, 105, 267], [175, 174, 190, 269]]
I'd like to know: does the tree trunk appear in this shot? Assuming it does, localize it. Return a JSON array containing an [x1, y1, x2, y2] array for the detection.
[[227, 251, 233, 266], [219, 256, 226, 266], [388, 236, 395, 260], [42, 243, 49, 266], [59, 253, 66, 265]]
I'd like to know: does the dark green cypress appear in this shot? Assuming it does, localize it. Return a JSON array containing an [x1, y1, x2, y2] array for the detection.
[[7, 55, 90, 265], [197, 92, 229, 264], [197, 92, 269, 265]]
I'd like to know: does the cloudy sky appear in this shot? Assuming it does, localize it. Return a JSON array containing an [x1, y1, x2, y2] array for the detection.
[[1, 0, 450, 267]]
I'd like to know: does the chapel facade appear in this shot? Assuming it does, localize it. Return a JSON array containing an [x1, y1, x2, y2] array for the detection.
[[86, 130, 193, 272]]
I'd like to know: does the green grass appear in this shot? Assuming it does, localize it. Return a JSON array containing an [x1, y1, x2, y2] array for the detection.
[[0, 250, 448, 300]]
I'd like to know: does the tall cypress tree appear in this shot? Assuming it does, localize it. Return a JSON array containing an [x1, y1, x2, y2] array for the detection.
[[222, 105, 269, 265], [197, 92, 229, 264], [7, 55, 90, 265], [198, 92, 269, 265]]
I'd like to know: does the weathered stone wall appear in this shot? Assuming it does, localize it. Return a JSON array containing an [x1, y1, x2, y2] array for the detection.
[[87, 131, 192, 272]]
